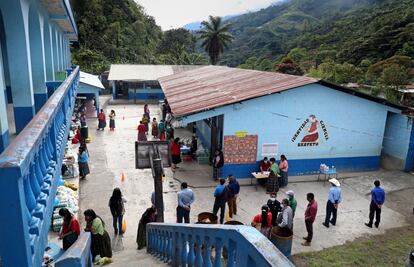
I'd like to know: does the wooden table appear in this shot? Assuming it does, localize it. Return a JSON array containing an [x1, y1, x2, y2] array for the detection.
[[251, 172, 270, 190]]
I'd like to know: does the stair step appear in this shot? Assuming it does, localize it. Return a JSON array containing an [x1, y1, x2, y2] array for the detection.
[[109, 249, 168, 267]]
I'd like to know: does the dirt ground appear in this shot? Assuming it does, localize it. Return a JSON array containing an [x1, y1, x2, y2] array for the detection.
[[292, 186, 414, 267]]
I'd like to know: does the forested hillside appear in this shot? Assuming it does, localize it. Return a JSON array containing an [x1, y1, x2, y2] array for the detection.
[[220, 0, 414, 67], [71, 0, 207, 74]]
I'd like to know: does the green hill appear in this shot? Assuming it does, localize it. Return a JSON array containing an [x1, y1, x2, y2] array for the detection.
[[220, 0, 414, 67]]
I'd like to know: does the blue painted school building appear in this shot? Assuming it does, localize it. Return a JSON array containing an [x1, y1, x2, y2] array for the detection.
[[159, 66, 414, 178]]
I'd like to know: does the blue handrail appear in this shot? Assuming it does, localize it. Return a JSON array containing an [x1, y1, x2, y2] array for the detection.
[[147, 223, 295, 267], [0, 66, 79, 267]]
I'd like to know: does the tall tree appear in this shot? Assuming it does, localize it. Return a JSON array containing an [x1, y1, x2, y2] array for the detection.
[[199, 16, 234, 65]]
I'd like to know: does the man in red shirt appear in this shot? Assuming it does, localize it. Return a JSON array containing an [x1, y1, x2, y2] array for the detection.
[[259, 157, 271, 173], [302, 192, 318, 246]]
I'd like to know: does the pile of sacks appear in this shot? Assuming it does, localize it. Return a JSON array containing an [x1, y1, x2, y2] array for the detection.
[[51, 185, 79, 232]]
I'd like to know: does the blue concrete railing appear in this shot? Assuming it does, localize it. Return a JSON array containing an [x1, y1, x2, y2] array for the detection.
[[0, 66, 80, 267], [147, 223, 295, 267], [55, 232, 93, 267]]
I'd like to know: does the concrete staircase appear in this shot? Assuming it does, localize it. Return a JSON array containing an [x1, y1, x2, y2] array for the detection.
[[110, 248, 167, 267]]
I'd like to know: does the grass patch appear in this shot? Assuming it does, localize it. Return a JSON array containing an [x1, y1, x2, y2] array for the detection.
[[292, 227, 414, 267]]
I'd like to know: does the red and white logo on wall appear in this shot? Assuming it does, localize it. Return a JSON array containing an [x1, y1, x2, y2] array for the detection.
[[291, 115, 329, 146]]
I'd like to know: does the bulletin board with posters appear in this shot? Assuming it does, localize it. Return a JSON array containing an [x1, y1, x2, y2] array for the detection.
[[223, 135, 258, 164]]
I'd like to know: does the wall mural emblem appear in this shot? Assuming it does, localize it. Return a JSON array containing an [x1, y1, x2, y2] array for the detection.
[[291, 115, 329, 146]]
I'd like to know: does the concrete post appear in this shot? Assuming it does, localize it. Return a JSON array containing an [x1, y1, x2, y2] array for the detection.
[[0, 0, 35, 133], [0, 41, 9, 152], [112, 80, 116, 99], [29, 7, 47, 113], [44, 22, 55, 81], [153, 158, 164, 222]]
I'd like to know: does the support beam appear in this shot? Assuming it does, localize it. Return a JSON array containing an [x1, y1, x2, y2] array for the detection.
[[43, 20, 54, 81], [29, 7, 47, 113], [0, 40, 10, 152], [0, 0, 35, 133]]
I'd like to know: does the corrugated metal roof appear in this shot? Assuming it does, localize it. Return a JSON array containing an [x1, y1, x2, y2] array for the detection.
[[80, 71, 104, 89], [159, 66, 319, 117], [107, 64, 204, 81]]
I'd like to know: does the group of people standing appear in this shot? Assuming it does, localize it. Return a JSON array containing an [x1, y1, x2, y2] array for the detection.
[[212, 175, 240, 223], [137, 104, 174, 142], [259, 155, 289, 193], [97, 109, 116, 131]]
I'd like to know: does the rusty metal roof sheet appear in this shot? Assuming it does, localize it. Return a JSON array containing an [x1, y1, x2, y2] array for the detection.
[[158, 66, 319, 117]]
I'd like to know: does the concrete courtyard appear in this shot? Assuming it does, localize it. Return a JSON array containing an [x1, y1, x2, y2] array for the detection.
[[78, 101, 413, 265]]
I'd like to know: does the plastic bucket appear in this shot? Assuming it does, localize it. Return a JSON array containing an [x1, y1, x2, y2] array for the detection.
[[197, 212, 218, 224], [270, 226, 293, 258]]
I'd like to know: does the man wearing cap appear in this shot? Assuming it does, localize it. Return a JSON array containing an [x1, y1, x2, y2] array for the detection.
[[277, 198, 293, 231], [322, 178, 341, 228], [365, 180, 385, 228], [286, 190, 297, 218]]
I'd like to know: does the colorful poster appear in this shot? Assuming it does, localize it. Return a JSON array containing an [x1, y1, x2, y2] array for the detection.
[[224, 135, 258, 164], [291, 115, 329, 147]]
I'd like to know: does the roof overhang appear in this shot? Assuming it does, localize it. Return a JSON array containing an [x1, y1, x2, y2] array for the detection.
[[40, 0, 78, 41]]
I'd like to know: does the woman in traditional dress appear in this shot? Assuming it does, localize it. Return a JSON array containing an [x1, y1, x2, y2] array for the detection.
[[58, 208, 80, 250], [144, 104, 150, 120], [251, 205, 273, 238], [136, 207, 156, 249], [97, 109, 106, 131], [78, 146, 90, 179], [142, 114, 149, 134], [158, 120, 165, 140], [137, 121, 147, 141], [266, 170, 279, 194], [171, 137, 181, 171], [279, 155, 289, 187], [151, 118, 159, 139], [84, 209, 112, 260], [109, 110, 116, 131]]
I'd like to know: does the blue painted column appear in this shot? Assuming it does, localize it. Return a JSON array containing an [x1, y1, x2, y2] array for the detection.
[[0, 0, 35, 133], [55, 29, 60, 73], [29, 7, 47, 113], [112, 80, 116, 99], [52, 26, 59, 77], [0, 41, 10, 152], [44, 21, 55, 81], [59, 33, 64, 71]]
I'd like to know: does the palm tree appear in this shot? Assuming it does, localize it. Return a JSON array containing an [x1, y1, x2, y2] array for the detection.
[[199, 16, 234, 65]]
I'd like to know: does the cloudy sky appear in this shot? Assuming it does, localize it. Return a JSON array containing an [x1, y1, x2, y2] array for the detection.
[[136, 0, 278, 30]]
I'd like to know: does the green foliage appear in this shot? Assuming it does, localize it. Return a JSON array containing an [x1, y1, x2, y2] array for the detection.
[[238, 56, 273, 71], [71, 0, 162, 74], [218, 0, 414, 68], [287, 48, 308, 63], [199, 16, 234, 65], [380, 64, 410, 88], [157, 28, 196, 55], [157, 52, 208, 65], [308, 61, 363, 84]]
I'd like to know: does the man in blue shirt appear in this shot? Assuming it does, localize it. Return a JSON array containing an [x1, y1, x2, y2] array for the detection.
[[213, 178, 229, 224], [227, 175, 240, 218], [365, 180, 385, 228], [177, 182, 195, 223], [322, 178, 342, 228]]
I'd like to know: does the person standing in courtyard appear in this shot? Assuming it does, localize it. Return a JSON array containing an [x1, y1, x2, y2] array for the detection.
[[365, 180, 385, 228], [137, 121, 147, 141], [84, 209, 112, 261], [322, 178, 342, 228], [78, 146, 90, 179], [227, 174, 240, 218], [213, 178, 229, 224], [158, 120, 166, 140], [267, 192, 281, 226], [177, 182, 195, 223], [144, 104, 150, 120], [109, 110, 116, 131], [251, 205, 273, 238], [279, 155, 289, 187], [302, 193, 318, 246], [286, 190, 297, 218], [136, 207, 156, 250], [97, 109, 106, 131], [108, 188, 127, 236], [171, 137, 181, 171], [151, 118, 159, 139], [277, 198, 293, 231], [212, 148, 224, 181]]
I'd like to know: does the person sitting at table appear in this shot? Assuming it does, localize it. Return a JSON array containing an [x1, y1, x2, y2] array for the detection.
[[260, 157, 271, 173]]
